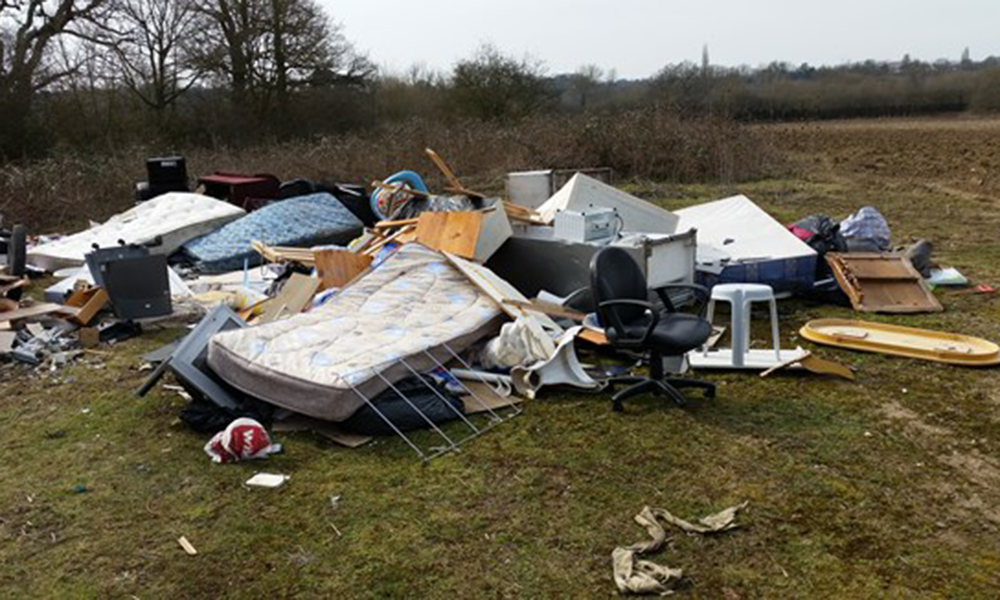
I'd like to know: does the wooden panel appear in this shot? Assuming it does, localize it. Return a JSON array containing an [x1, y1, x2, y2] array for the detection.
[[415, 211, 483, 259], [314, 249, 373, 290], [827, 253, 942, 314]]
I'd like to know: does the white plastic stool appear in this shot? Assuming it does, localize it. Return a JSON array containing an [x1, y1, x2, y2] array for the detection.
[[702, 283, 780, 367]]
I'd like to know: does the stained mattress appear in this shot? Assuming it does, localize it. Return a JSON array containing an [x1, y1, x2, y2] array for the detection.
[[207, 244, 504, 422], [27, 193, 245, 271], [182, 192, 363, 273]]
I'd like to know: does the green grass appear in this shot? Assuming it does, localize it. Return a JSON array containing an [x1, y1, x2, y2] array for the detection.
[[3, 119, 1000, 597]]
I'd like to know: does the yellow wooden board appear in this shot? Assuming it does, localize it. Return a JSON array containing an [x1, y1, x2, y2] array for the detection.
[[800, 318, 1000, 366]]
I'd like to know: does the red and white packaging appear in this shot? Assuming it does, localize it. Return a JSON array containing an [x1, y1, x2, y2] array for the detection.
[[204, 418, 282, 464]]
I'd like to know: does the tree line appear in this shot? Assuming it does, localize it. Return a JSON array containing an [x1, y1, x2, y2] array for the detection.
[[3, 1, 1000, 160]]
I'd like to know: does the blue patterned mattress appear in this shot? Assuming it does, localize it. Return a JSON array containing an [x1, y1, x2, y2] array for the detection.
[[182, 193, 363, 273]]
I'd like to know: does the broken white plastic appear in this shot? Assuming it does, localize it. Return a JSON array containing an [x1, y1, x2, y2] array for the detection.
[[245, 473, 289, 488]]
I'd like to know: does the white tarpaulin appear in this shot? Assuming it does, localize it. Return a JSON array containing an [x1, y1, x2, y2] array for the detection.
[[673, 195, 817, 291], [674, 195, 815, 267], [537, 174, 679, 235]]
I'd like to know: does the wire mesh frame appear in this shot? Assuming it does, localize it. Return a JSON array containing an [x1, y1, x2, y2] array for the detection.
[[344, 342, 521, 461]]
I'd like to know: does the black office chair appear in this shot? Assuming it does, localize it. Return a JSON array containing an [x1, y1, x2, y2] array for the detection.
[[590, 247, 716, 412]]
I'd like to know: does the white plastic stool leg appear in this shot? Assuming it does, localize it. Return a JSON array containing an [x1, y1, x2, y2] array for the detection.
[[702, 299, 717, 356], [769, 298, 781, 360], [730, 292, 747, 368]]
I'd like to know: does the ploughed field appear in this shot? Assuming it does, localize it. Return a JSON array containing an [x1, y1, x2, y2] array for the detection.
[[2, 116, 1000, 597]]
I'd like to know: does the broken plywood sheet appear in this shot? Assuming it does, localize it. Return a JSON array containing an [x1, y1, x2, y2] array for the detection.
[[827, 253, 943, 314], [257, 274, 320, 324], [415, 208, 512, 263], [537, 173, 679, 234], [314, 249, 373, 290]]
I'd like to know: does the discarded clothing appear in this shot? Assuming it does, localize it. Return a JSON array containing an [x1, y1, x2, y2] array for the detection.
[[182, 193, 363, 273], [478, 316, 552, 369], [613, 502, 748, 596], [207, 244, 504, 422], [204, 418, 282, 464], [341, 375, 466, 435], [28, 193, 245, 271], [840, 206, 890, 252]]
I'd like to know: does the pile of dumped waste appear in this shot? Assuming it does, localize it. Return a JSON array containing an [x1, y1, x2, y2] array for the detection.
[[4, 150, 998, 591], [2, 152, 997, 462]]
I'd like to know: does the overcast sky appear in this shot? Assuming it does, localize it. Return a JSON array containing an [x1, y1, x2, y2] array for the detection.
[[322, 0, 997, 79]]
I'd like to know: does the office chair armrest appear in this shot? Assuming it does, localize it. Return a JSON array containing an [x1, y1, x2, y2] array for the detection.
[[653, 283, 711, 315], [598, 299, 659, 346]]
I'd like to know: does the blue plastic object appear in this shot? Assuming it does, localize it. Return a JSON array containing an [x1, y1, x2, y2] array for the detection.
[[370, 170, 428, 220]]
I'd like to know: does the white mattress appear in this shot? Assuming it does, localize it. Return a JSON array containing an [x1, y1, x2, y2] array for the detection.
[[28, 193, 245, 271], [207, 244, 504, 422]]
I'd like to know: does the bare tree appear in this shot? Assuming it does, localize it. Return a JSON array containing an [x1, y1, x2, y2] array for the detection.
[[105, 0, 205, 114], [0, 0, 109, 156], [191, 0, 372, 118], [570, 64, 603, 109]]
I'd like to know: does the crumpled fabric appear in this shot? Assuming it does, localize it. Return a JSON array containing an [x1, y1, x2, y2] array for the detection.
[[840, 206, 890, 251], [613, 502, 748, 596], [204, 418, 282, 464], [478, 316, 552, 369]]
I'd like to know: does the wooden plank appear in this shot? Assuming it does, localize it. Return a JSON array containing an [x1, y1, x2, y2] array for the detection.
[[257, 274, 320, 324], [576, 328, 608, 346], [65, 287, 109, 326], [425, 148, 465, 191], [0, 278, 28, 297], [362, 225, 415, 256], [374, 217, 420, 230], [314, 249, 373, 290], [0, 303, 78, 324], [503, 299, 586, 322]]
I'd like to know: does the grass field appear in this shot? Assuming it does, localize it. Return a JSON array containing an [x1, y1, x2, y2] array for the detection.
[[3, 117, 1000, 598]]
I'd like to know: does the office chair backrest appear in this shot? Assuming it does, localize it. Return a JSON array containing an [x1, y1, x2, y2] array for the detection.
[[590, 247, 648, 331]]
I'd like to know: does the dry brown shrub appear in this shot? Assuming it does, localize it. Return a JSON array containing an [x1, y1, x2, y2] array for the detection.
[[1, 108, 780, 233]]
